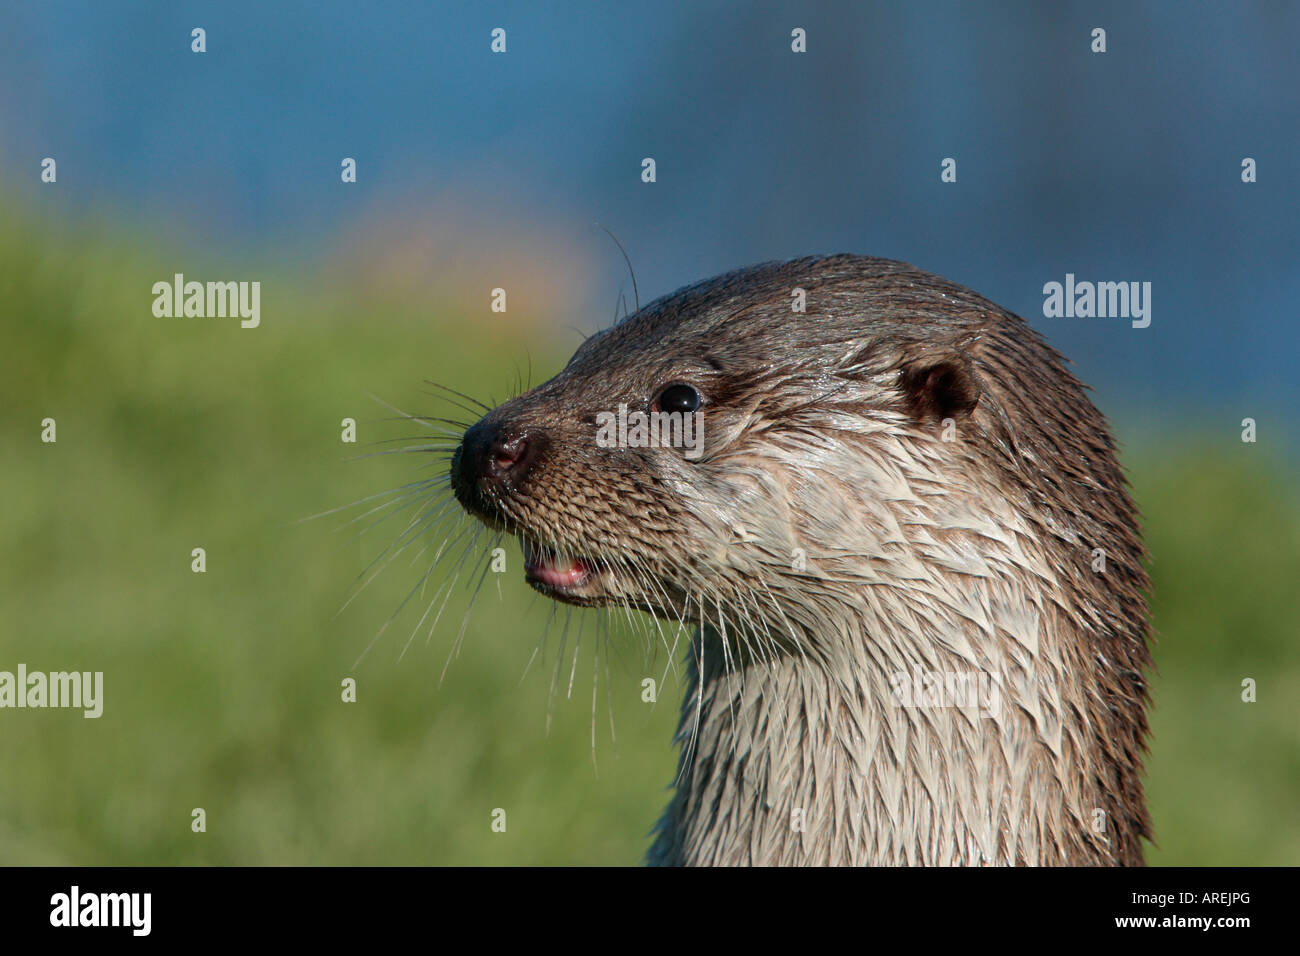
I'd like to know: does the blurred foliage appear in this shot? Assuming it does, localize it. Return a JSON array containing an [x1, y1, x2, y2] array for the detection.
[[0, 207, 1295, 865]]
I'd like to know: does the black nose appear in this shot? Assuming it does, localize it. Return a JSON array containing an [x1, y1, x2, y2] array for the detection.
[[454, 420, 540, 499]]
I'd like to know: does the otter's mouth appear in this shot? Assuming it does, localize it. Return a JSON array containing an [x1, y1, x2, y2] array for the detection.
[[520, 538, 612, 606]]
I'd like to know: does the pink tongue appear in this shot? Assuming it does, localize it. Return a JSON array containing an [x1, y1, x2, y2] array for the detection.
[[528, 555, 588, 588]]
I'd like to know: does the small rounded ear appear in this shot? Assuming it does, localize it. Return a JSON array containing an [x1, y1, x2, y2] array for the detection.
[[898, 353, 981, 425]]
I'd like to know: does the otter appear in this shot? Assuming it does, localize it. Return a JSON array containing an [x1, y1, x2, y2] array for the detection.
[[449, 255, 1152, 866]]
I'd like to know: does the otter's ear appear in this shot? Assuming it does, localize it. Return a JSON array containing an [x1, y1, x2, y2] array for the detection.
[[898, 353, 981, 425]]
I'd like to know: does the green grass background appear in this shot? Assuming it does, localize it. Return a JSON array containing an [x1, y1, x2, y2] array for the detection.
[[1, 207, 1296, 865]]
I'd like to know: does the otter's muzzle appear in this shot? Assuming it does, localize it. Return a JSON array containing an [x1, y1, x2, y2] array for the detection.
[[451, 418, 544, 519]]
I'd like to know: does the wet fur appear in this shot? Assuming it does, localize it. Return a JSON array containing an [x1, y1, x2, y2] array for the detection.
[[452, 255, 1153, 866]]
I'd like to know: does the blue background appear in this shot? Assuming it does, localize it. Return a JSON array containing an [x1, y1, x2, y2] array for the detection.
[[3, 0, 1297, 435]]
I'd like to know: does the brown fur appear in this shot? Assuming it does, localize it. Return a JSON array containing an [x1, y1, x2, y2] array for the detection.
[[451, 255, 1153, 865]]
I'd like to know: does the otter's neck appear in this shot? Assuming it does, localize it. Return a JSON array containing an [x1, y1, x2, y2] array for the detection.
[[647, 615, 1146, 866]]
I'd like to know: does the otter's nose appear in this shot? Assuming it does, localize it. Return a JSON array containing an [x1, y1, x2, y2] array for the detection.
[[455, 421, 539, 491]]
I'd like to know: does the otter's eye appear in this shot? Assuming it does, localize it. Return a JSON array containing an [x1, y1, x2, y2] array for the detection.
[[656, 384, 701, 414]]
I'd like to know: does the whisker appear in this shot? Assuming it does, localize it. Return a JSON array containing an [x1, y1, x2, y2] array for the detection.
[[422, 380, 493, 413], [595, 222, 639, 313], [350, 517, 475, 669]]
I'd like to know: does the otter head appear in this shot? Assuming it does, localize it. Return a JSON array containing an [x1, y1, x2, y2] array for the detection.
[[450, 255, 1144, 656]]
